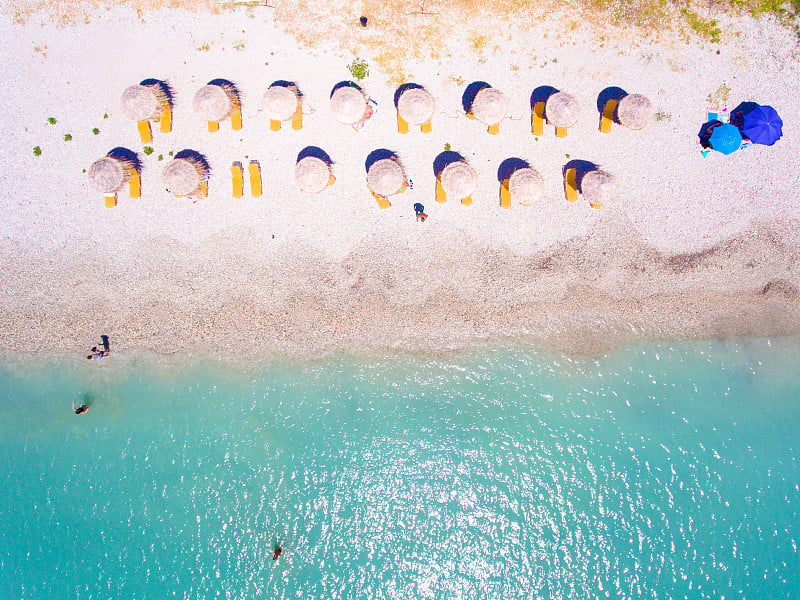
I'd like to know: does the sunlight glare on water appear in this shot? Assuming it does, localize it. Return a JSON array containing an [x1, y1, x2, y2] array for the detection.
[[0, 339, 799, 599]]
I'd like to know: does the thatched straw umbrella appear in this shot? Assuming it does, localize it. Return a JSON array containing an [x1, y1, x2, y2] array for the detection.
[[262, 86, 299, 122], [581, 170, 615, 208], [397, 87, 436, 125], [441, 161, 477, 198], [121, 84, 166, 121], [545, 92, 581, 128], [294, 156, 331, 194], [617, 94, 652, 130], [162, 157, 206, 196], [331, 86, 368, 124], [471, 87, 509, 125], [367, 158, 405, 196], [88, 156, 129, 193], [508, 167, 544, 206], [193, 84, 235, 121]]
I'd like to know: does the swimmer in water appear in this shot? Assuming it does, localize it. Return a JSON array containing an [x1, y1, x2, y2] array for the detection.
[[72, 402, 90, 415], [272, 546, 282, 561]]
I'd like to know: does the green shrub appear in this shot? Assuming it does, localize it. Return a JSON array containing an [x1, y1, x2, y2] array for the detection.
[[33, 146, 41, 156], [347, 58, 369, 81], [63, 133, 72, 141], [143, 146, 154, 155], [683, 9, 722, 42], [47, 117, 56, 125], [92, 128, 100, 135]]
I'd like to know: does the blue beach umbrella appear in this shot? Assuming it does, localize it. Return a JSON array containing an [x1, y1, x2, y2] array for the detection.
[[708, 123, 742, 155], [742, 105, 783, 145]]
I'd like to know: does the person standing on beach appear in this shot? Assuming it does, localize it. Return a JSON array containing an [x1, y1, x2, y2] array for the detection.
[[87, 334, 111, 360]]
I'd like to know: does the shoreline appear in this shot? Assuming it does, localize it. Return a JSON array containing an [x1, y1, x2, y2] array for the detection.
[[3, 218, 798, 360]]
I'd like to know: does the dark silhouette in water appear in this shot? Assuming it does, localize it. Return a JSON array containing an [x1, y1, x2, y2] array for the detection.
[[72, 402, 90, 415], [273, 546, 282, 561]]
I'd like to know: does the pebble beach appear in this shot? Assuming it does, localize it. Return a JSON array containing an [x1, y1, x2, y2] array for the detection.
[[1, 2, 799, 358]]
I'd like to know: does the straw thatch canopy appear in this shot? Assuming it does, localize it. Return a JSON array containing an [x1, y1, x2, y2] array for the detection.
[[581, 170, 615, 205], [545, 92, 581, 128], [617, 94, 652, 130], [162, 158, 204, 196], [262, 86, 299, 122], [397, 87, 435, 125], [294, 157, 331, 194], [367, 158, 405, 196], [330, 86, 367, 124], [508, 167, 544, 205], [121, 85, 162, 121], [88, 156, 128, 193], [471, 87, 509, 125], [441, 161, 477, 198], [193, 84, 233, 121]]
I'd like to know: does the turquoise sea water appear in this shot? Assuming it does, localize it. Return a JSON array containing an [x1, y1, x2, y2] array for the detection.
[[1, 339, 799, 600]]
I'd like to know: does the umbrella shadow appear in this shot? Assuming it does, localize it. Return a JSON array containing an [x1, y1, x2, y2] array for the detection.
[[433, 151, 465, 177], [697, 119, 722, 148], [107, 147, 141, 172], [331, 81, 363, 98], [563, 159, 599, 191], [529, 85, 559, 110], [208, 78, 241, 102], [596, 86, 628, 119], [271, 80, 303, 98], [140, 78, 174, 108], [394, 82, 424, 108], [729, 101, 760, 129], [175, 149, 211, 175], [365, 149, 399, 172], [462, 81, 491, 113], [497, 157, 530, 182], [298, 146, 333, 165]]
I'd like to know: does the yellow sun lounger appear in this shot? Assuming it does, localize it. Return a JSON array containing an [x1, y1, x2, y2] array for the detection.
[[461, 196, 473, 206], [370, 189, 391, 209], [487, 123, 500, 135], [532, 102, 545, 136], [499, 179, 511, 209], [466, 110, 475, 120], [435, 176, 446, 203], [327, 173, 336, 187], [564, 168, 578, 202], [249, 161, 262, 197], [397, 112, 409, 135], [231, 162, 244, 198], [159, 103, 172, 134], [127, 167, 141, 199], [556, 126, 568, 138], [270, 119, 281, 131], [208, 121, 220, 133], [291, 103, 303, 131], [104, 194, 117, 208], [231, 99, 243, 131], [137, 120, 152, 143], [421, 119, 432, 134], [199, 180, 208, 199], [600, 99, 617, 134]]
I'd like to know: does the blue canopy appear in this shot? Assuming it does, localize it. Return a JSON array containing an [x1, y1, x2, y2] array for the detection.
[[708, 123, 742, 155], [742, 105, 783, 146]]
